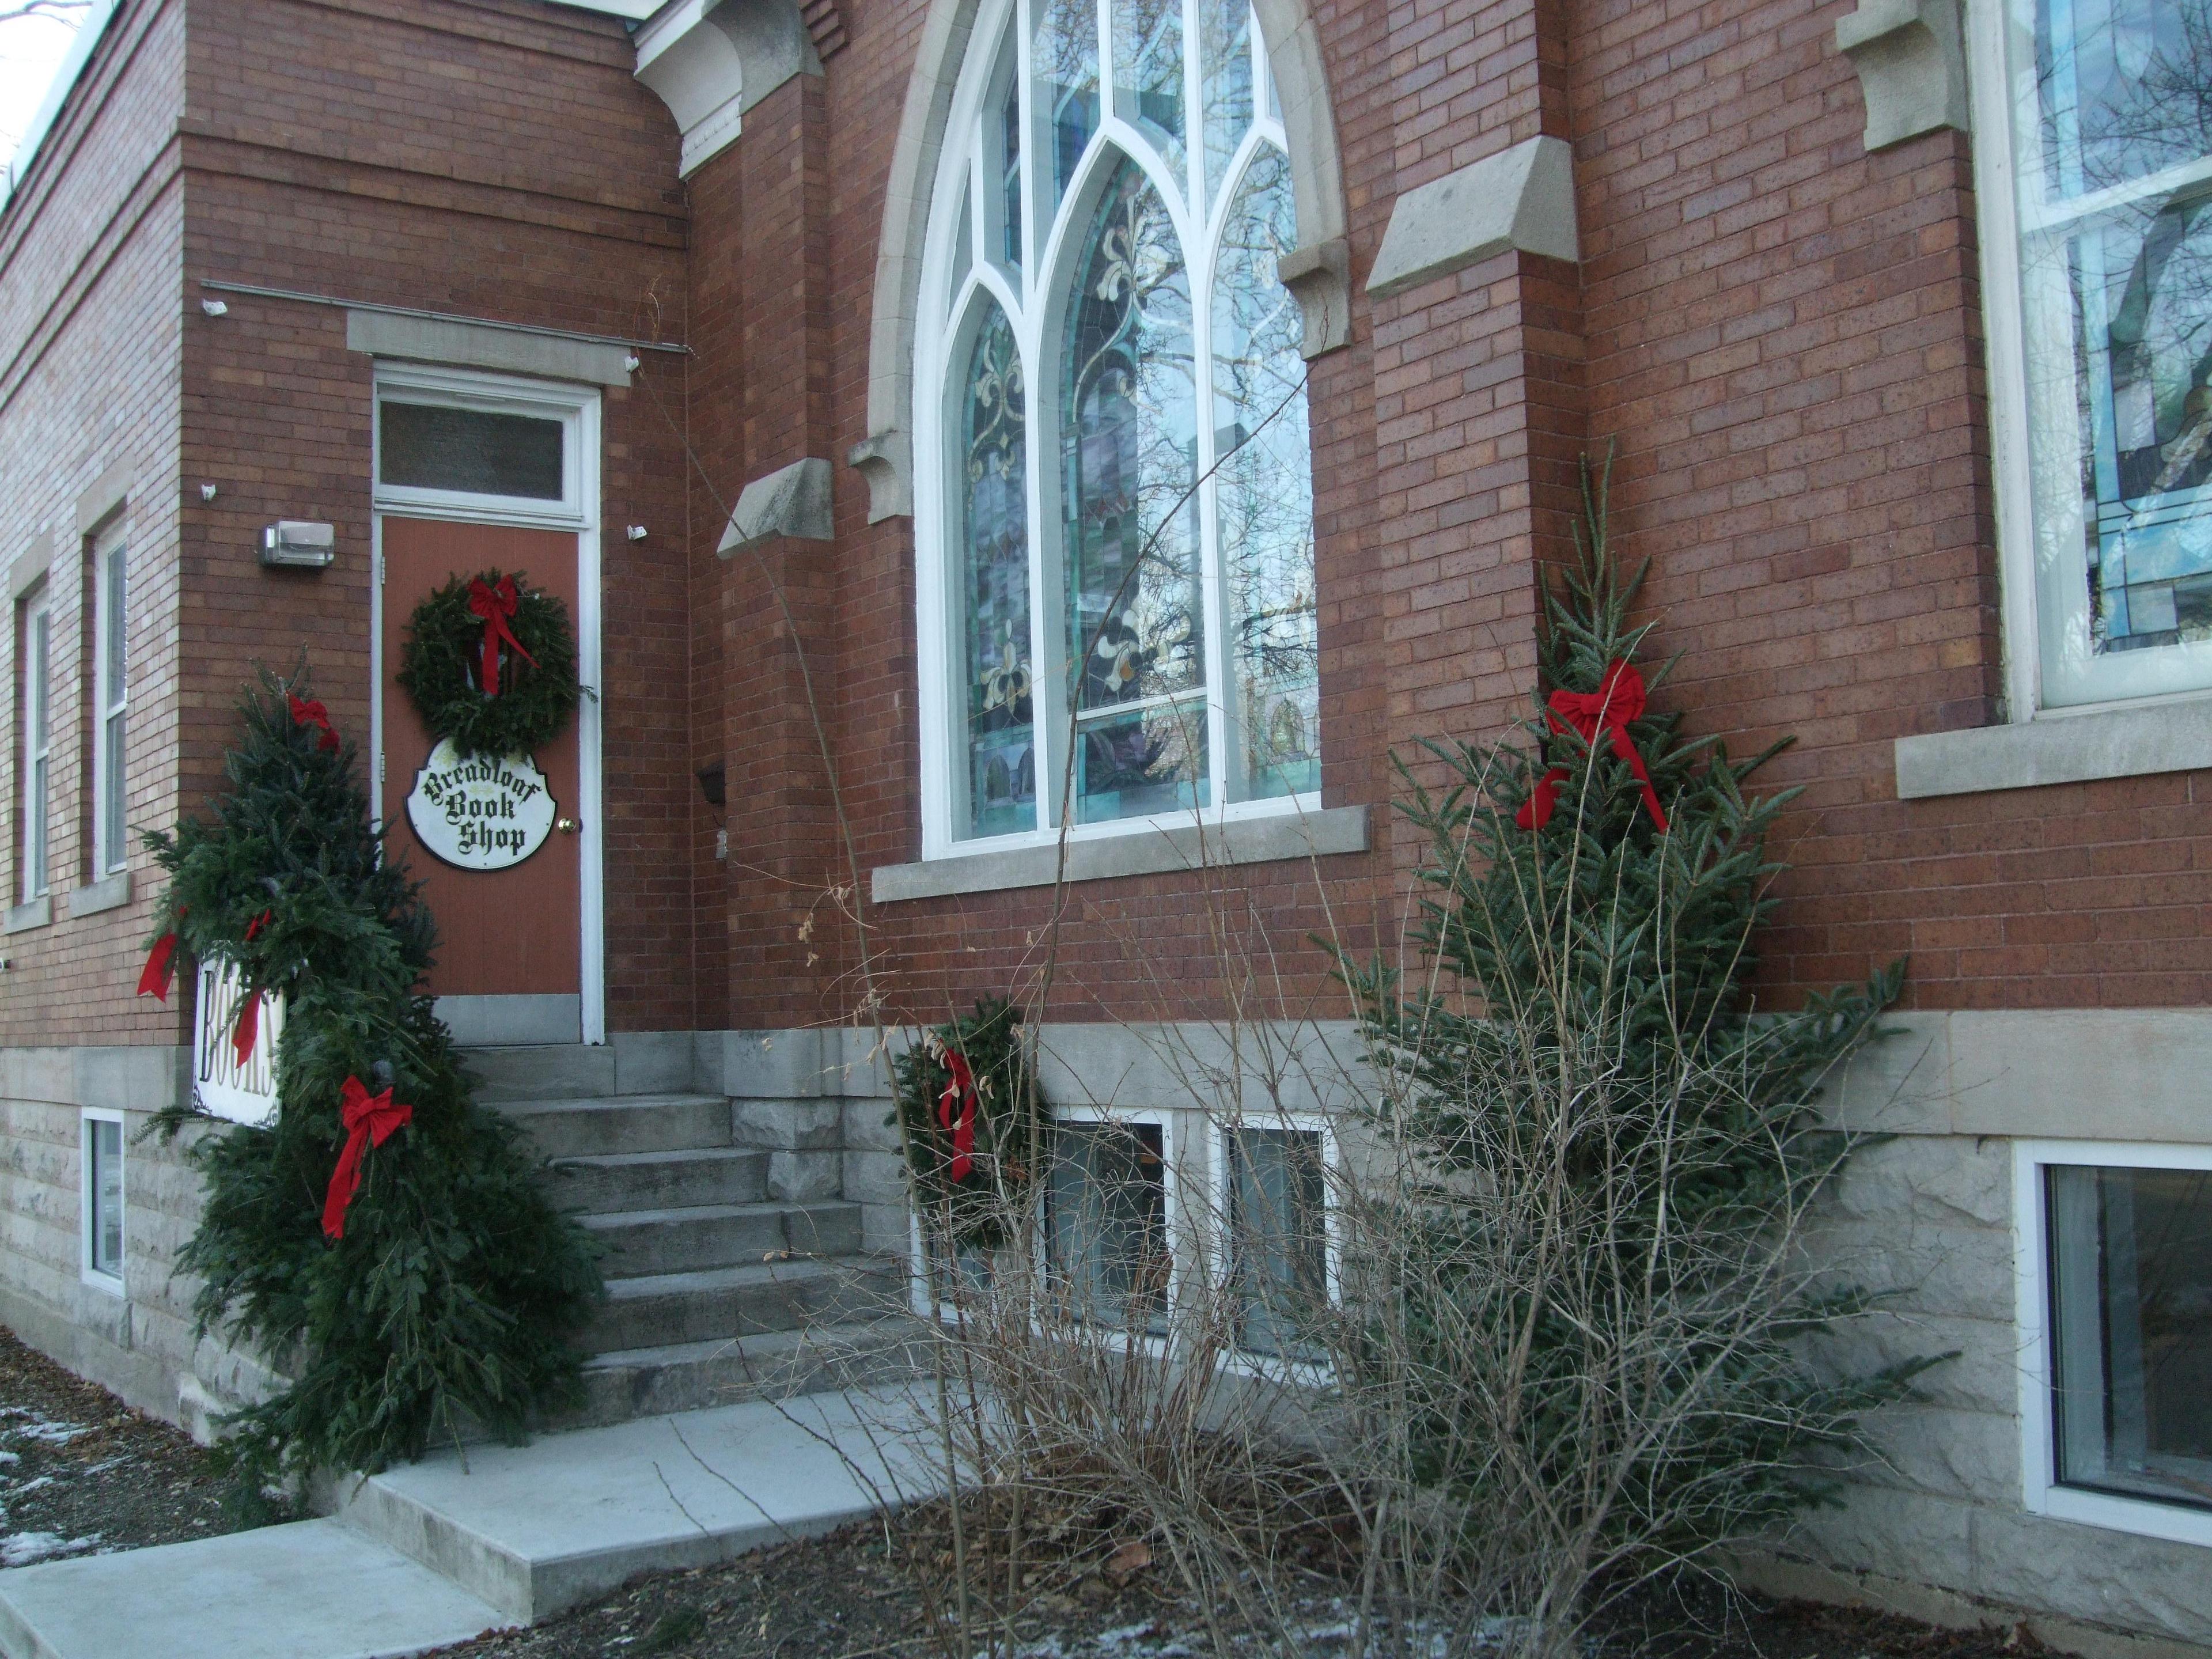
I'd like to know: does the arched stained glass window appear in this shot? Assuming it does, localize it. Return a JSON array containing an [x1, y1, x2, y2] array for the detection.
[[919, 0, 1316, 847]]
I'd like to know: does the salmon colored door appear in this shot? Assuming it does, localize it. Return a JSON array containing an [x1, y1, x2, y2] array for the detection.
[[380, 516, 582, 1010]]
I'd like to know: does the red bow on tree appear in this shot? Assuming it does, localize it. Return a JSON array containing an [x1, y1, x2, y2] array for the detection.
[[289, 695, 340, 752], [1517, 659, 1669, 834], [465, 577, 537, 698], [244, 908, 272, 942], [137, 933, 179, 1001], [937, 1051, 979, 1183], [321, 1077, 415, 1241]]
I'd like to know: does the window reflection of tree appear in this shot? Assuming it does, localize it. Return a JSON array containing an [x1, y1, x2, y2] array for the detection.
[[2033, 0, 2212, 649]]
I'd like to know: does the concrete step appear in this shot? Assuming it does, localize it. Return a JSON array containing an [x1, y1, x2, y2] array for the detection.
[[560, 1319, 926, 1428], [577, 1200, 863, 1278], [334, 1389, 937, 1624], [464, 1043, 619, 1101], [499, 1093, 731, 1160], [0, 1517, 509, 1658], [582, 1258, 896, 1354], [544, 1146, 770, 1213]]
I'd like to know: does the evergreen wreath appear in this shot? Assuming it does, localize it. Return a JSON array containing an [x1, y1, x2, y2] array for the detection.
[[891, 997, 1044, 1249], [145, 669, 601, 1486], [397, 569, 582, 758]]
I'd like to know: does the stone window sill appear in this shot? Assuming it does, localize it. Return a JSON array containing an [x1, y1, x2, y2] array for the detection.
[[5, 895, 51, 934], [1893, 698, 2212, 799], [66, 871, 132, 918], [870, 804, 1370, 903]]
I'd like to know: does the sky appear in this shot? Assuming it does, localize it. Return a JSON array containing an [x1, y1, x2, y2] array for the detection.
[[1, 4, 88, 182]]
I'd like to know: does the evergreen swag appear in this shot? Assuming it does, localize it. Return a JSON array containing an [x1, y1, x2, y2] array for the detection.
[[147, 671, 600, 1483], [398, 569, 582, 758], [1340, 462, 1932, 1577], [892, 997, 1043, 1249]]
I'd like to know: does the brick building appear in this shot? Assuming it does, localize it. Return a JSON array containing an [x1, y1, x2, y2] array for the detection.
[[2, 0, 2210, 1645]]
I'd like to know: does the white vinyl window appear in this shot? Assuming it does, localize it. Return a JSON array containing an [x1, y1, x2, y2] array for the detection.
[[82, 1109, 124, 1290], [20, 593, 51, 902], [914, 0, 1318, 853], [2014, 1139, 2212, 1548], [92, 529, 128, 875], [1975, 0, 2212, 710]]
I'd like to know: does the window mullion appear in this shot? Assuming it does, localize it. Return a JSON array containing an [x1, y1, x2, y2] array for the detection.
[[1191, 179, 1232, 808]]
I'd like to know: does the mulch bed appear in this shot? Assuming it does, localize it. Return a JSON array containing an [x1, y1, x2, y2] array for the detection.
[[424, 1514, 2077, 1659], [0, 1331, 2079, 1659], [0, 1324, 252, 1567]]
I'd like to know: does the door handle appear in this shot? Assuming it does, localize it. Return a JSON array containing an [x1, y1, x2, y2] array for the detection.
[[557, 818, 581, 835]]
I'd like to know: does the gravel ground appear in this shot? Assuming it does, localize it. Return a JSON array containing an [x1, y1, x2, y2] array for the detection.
[[0, 1325, 250, 1569]]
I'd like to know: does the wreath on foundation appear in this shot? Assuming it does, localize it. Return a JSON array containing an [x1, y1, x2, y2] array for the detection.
[[892, 997, 1044, 1249], [397, 569, 581, 757]]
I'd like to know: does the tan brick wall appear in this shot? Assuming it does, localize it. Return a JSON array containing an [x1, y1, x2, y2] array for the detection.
[[0, 0, 188, 1051]]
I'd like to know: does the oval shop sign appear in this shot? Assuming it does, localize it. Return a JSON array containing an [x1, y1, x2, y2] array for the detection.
[[406, 737, 557, 870]]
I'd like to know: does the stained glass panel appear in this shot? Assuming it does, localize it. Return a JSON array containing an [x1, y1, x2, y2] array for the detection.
[[1213, 146, 1316, 800], [2006, 0, 2212, 702], [1062, 157, 1206, 821], [960, 302, 1036, 837]]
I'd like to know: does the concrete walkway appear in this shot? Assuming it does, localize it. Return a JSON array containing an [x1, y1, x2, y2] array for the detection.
[[0, 1388, 935, 1659]]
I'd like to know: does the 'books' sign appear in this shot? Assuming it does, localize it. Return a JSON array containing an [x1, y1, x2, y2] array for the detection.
[[406, 737, 556, 870]]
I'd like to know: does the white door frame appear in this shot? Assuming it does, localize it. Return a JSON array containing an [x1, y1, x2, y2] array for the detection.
[[369, 362, 607, 1046]]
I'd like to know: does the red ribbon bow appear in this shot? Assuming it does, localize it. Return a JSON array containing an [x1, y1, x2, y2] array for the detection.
[[465, 577, 537, 698], [289, 695, 340, 752], [244, 908, 272, 942], [137, 933, 179, 1001], [232, 993, 259, 1069], [1519, 659, 1669, 834], [321, 1077, 415, 1240], [937, 1051, 979, 1183]]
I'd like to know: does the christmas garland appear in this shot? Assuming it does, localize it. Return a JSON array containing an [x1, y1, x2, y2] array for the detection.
[[143, 671, 601, 1484], [397, 570, 581, 757], [891, 997, 1044, 1249]]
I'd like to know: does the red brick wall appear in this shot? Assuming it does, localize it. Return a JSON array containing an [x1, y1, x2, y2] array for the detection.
[[177, 0, 702, 1031], [15, 0, 2203, 1044]]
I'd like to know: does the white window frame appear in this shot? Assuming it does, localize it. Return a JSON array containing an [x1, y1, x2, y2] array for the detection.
[[81, 1107, 124, 1293], [1208, 1111, 1339, 1372], [368, 363, 607, 1046], [90, 524, 128, 876], [2013, 1137, 2212, 1550], [1968, 0, 2212, 718], [19, 590, 50, 902], [1043, 1103, 1179, 1349], [911, 0, 1319, 862]]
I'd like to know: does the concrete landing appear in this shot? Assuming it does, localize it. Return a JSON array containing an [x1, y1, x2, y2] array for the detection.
[[336, 1387, 936, 1623], [0, 1389, 938, 1659], [0, 1518, 510, 1659]]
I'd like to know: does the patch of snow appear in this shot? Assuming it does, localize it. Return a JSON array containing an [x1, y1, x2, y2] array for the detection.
[[6, 1478, 55, 1497], [1, 1531, 100, 1568], [0, 1410, 90, 1446]]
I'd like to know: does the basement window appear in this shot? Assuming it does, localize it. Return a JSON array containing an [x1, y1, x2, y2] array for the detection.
[[82, 1111, 123, 1290], [1047, 1112, 1171, 1337], [2017, 1140, 2212, 1547]]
